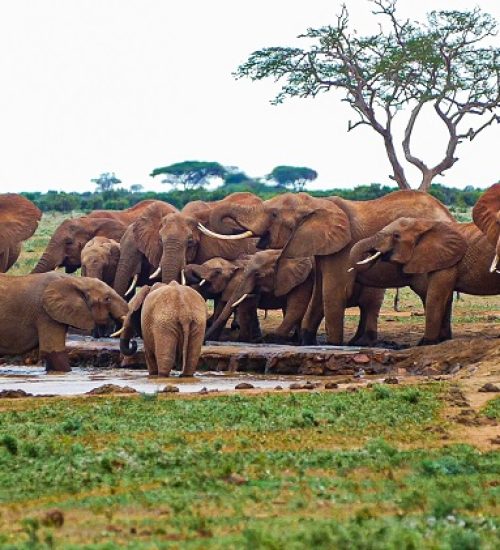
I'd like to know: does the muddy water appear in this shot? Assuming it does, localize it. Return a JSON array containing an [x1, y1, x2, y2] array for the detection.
[[0, 365, 306, 396]]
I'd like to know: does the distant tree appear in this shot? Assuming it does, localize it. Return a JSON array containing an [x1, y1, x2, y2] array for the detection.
[[222, 171, 253, 186], [150, 161, 227, 191], [130, 184, 144, 193], [235, 0, 500, 191], [91, 172, 122, 193], [266, 165, 318, 191]]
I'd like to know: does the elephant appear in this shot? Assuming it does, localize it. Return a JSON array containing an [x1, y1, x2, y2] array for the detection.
[[472, 183, 500, 273], [201, 190, 454, 345], [116, 193, 261, 292], [118, 281, 207, 376], [204, 249, 314, 343], [31, 200, 164, 274], [0, 272, 129, 371], [81, 237, 120, 286], [0, 194, 42, 272], [348, 218, 500, 344], [112, 201, 179, 296]]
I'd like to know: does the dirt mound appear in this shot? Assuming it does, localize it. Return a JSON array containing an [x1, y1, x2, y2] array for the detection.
[[86, 384, 138, 395], [393, 337, 500, 375]]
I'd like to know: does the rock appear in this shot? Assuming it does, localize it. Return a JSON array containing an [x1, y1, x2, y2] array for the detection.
[[478, 383, 500, 393], [346, 386, 359, 392], [352, 354, 370, 364], [324, 382, 339, 390], [0, 389, 33, 398], [161, 384, 180, 393], [86, 384, 138, 395], [274, 385, 283, 391], [226, 473, 247, 485], [235, 382, 254, 390], [289, 382, 305, 390], [41, 509, 64, 528], [199, 387, 208, 394], [384, 377, 399, 384]]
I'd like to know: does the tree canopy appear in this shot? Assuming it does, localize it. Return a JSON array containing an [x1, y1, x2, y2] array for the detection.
[[150, 161, 227, 191], [91, 172, 122, 193], [267, 165, 318, 191], [235, 0, 500, 191]]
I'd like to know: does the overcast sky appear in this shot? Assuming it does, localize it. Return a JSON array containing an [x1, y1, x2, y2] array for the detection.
[[0, 0, 499, 194]]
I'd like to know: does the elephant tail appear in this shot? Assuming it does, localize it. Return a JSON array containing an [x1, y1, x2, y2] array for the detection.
[[181, 321, 191, 375]]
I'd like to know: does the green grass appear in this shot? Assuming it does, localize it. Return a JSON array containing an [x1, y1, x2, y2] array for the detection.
[[0, 386, 498, 548]]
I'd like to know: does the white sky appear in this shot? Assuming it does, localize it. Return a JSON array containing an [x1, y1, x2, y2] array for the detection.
[[0, 0, 499, 193]]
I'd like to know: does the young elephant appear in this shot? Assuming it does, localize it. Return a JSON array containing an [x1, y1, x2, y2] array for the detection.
[[0, 272, 129, 371], [349, 218, 500, 344], [119, 281, 207, 376], [205, 249, 314, 342], [81, 237, 121, 286]]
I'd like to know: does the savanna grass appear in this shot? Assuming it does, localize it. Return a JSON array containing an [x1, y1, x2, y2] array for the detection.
[[0, 385, 498, 548]]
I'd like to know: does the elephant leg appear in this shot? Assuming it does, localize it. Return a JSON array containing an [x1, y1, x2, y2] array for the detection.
[[154, 332, 177, 377], [37, 318, 71, 372], [419, 269, 456, 345], [275, 280, 313, 341], [300, 261, 324, 345], [349, 286, 385, 346], [237, 298, 261, 342], [438, 297, 453, 342], [181, 323, 205, 377], [321, 253, 354, 345]]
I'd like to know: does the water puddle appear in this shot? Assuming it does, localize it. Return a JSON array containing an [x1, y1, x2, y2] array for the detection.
[[0, 365, 304, 396]]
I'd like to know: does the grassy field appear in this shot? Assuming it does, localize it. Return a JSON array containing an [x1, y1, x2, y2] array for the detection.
[[0, 386, 498, 548]]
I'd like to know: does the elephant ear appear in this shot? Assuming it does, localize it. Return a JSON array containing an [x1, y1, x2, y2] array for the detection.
[[128, 285, 153, 313], [0, 194, 42, 249], [93, 219, 127, 241], [42, 276, 95, 331], [281, 204, 351, 258], [403, 222, 467, 274], [275, 257, 313, 297], [473, 183, 500, 246], [133, 204, 174, 266]]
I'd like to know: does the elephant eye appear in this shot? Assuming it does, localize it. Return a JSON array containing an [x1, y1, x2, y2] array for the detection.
[[393, 232, 401, 240], [105, 296, 111, 303], [64, 238, 73, 245]]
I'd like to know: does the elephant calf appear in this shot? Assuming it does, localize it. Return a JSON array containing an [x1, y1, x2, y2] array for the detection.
[[81, 237, 121, 287], [119, 281, 207, 377], [0, 272, 129, 372]]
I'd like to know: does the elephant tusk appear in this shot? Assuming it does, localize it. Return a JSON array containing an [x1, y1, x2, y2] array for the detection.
[[199, 279, 206, 287], [231, 293, 248, 308], [489, 254, 499, 273], [110, 326, 125, 338], [357, 251, 382, 266], [149, 265, 161, 280], [125, 274, 138, 296], [347, 267, 355, 272], [181, 269, 186, 285], [197, 223, 254, 240]]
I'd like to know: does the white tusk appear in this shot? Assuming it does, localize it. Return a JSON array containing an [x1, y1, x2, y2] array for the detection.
[[181, 269, 186, 285], [231, 293, 248, 308], [110, 326, 125, 338], [199, 279, 206, 287], [356, 251, 382, 265], [149, 265, 161, 280], [347, 267, 355, 272], [125, 274, 138, 296], [197, 223, 254, 240], [489, 254, 499, 273]]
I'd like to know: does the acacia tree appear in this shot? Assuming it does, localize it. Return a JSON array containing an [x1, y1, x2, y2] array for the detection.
[[150, 161, 227, 191], [267, 165, 318, 191], [235, 0, 500, 191], [91, 172, 122, 193]]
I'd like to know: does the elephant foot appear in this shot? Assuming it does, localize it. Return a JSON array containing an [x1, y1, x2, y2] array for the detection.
[[349, 331, 378, 347], [418, 337, 439, 347], [300, 330, 318, 346], [263, 333, 288, 345], [43, 351, 71, 373]]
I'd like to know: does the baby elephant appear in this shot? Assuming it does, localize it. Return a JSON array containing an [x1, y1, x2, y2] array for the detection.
[[119, 281, 207, 376]]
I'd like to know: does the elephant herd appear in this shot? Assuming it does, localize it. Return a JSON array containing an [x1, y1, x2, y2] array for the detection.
[[0, 184, 498, 374]]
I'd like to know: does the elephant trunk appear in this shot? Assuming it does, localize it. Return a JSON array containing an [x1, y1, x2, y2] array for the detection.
[[208, 202, 266, 235], [120, 337, 138, 356], [32, 237, 65, 273], [349, 234, 384, 272], [113, 251, 141, 297], [205, 275, 255, 340], [160, 239, 186, 284]]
